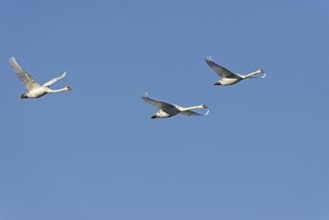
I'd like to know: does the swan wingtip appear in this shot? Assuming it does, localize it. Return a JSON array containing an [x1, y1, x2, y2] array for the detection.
[[142, 91, 149, 99], [9, 56, 16, 62], [205, 55, 213, 61]]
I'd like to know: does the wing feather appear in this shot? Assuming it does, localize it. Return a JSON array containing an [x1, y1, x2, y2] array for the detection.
[[141, 93, 175, 109], [43, 71, 66, 87], [179, 110, 209, 117], [9, 57, 42, 91], [204, 56, 236, 78]]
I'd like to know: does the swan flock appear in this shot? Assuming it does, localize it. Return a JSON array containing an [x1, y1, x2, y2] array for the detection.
[[9, 56, 266, 119]]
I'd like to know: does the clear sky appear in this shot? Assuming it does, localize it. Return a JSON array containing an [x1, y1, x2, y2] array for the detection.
[[1, 0, 329, 219]]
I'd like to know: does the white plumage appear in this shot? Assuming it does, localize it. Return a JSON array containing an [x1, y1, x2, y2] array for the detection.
[[142, 92, 209, 119], [205, 56, 266, 86], [9, 57, 72, 99]]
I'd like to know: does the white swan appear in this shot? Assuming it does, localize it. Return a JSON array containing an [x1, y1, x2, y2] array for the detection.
[[205, 56, 266, 86], [142, 93, 209, 119], [9, 57, 72, 98]]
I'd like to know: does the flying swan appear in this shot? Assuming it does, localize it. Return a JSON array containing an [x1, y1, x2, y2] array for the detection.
[[142, 93, 209, 119], [205, 56, 266, 86], [9, 57, 72, 98]]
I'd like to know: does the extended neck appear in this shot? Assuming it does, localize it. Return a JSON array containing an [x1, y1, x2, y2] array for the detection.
[[46, 87, 70, 93], [180, 105, 205, 111], [243, 70, 263, 79]]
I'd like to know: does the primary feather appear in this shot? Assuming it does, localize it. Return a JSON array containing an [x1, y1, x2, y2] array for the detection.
[[9, 57, 42, 91]]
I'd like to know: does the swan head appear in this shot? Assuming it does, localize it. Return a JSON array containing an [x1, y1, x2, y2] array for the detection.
[[258, 69, 265, 73], [214, 81, 221, 86], [201, 104, 208, 108], [20, 94, 28, 99], [66, 87, 73, 91]]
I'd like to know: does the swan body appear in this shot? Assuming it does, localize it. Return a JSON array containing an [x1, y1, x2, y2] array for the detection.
[[142, 93, 209, 119], [205, 56, 266, 86], [9, 57, 72, 99]]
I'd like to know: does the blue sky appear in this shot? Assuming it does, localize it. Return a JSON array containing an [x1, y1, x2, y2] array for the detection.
[[1, 0, 329, 219]]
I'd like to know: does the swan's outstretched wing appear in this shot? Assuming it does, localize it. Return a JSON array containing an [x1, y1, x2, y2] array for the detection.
[[247, 73, 266, 79], [204, 56, 236, 78], [43, 71, 66, 87], [179, 110, 209, 117], [142, 92, 175, 109], [259, 73, 266, 79], [9, 57, 42, 91]]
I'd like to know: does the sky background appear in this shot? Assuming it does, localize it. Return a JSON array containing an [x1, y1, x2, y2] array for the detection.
[[1, 0, 329, 219]]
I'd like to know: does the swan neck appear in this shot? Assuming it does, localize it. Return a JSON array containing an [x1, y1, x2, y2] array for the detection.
[[250, 70, 260, 74], [180, 105, 203, 111], [47, 87, 68, 93]]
